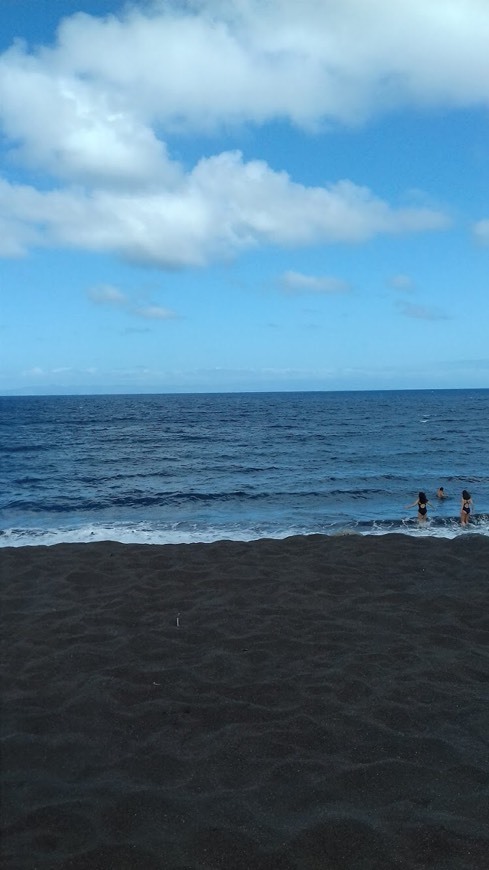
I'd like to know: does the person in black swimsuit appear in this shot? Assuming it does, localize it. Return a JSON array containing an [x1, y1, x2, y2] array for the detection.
[[405, 491, 431, 522], [460, 490, 473, 525]]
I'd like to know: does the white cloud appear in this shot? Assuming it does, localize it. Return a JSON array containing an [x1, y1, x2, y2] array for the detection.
[[0, 212, 40, 257], [390, 274, 414, 292], [87, 282, 176, 320], [87, 284, 128, 305], [280, 271, 350, 294], [473, 219, 489, 245], [1, 1, 488, 156], [133, 305, 175, 319], [2, 0, 482, 268], [0, 157, 449, 267], [0, 42, 181, 188], [35, 0, 489, 131]]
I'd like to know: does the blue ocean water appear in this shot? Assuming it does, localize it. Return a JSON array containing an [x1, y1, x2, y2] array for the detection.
[[1, 390, 488, 546]]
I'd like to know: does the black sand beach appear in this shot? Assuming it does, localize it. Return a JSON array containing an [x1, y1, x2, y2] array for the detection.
[[1, 534, 489, 869]]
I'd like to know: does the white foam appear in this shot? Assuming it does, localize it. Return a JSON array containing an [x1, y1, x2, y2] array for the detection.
[[1, 516, 488, 547]]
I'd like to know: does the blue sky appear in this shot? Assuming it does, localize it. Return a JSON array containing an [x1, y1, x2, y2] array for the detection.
[[1, 0, 488, 394]]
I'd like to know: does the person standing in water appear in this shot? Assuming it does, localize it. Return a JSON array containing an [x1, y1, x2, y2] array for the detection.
[[460, 490, 473, 525], [405, 491, 432, 522], [436, 486, 447, 499]]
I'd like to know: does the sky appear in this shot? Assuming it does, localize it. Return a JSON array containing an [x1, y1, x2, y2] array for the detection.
[[0, 0, 488, 394]]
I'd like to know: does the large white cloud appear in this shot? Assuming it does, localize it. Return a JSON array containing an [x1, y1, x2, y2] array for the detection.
[[1, 0, 484, 266], [0, 152, 448, 267], [0, 42, 181, 188], [2, 0, 487, 169], [42, 0, 489, 127]]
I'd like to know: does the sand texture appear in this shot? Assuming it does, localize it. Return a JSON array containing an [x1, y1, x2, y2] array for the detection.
[[1, 534, 489, 869]]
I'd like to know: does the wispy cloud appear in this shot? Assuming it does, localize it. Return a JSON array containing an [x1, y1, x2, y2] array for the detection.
[[87, 284, 128, 305], [280, 271, 351, 295], [133, 305, 176, 320], [397, 301, 449, 321], [389, 273, 414, 292], [123, 326, 152, 335], [473, 219, 489, 245], [87, 284, 176, 320], [21, 365, 98, 379]]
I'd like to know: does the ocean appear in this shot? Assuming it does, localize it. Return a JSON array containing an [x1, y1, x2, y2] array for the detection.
[[1, 389, 488, 546]]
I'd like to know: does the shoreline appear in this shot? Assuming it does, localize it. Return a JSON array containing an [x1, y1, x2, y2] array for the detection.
[[2, 534, 489, 869], [2, 516, 489, 549]]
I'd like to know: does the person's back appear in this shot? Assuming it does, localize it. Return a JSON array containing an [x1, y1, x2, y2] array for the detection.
[[460, 490, 472, 524], [405, 491, 431, 522], [418, 492, 428, 517]]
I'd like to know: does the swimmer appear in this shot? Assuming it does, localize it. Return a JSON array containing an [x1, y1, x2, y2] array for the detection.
[[405, 491, 432, 522], [436, 486, 447, 499], [460, 490, 473, 525]]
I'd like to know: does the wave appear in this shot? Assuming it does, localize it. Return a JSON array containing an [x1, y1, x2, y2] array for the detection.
[[1, 514, 488, 548], [2, 444, 52, 453], [4, 490, 274, 512], [3, 486, 430, 513]]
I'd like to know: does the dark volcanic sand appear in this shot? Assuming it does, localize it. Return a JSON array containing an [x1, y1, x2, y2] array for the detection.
[[1, 534, 489, 869]]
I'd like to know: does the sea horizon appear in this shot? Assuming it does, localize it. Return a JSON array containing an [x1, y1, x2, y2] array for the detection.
[[2, 385, 488, 398]]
